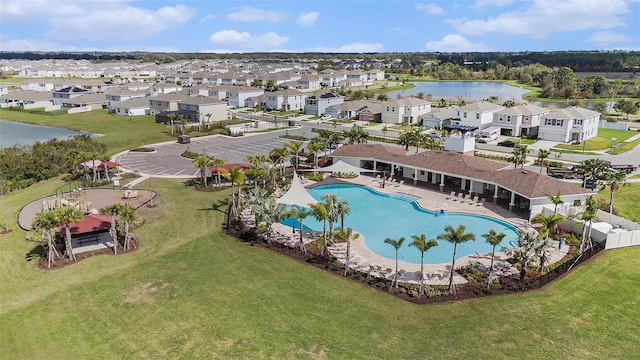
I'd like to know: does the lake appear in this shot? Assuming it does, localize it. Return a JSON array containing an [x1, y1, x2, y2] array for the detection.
[[0, 119, 88, 149], [385, 81, 529, 102]]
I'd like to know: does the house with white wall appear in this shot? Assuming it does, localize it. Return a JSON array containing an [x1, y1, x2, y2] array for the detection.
[[452, 101, 505, 131], [177, 96, 228, 123], [52, 87, 89, 105], [105, 87, 148, 109], [114, 97, 151, 116], [420, 106, 459, 129], [265, 89, 307, 111], [149, 93, 188, 116], [296, 75, 322, 92], [538, 106, 600, 143], [492, 104, 550, 137], [380, 97, 431, 124], [151, 83, 183, 96], [20, 80, 55, 92], [226, 86, 264, 107], [304, 92, 344, 116]]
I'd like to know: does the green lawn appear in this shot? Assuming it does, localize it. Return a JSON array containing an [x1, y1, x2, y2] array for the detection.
[[1, 178, 640, 359], [594, 183, 640, 223], [554, 128, 638, 151], [506, 137, 537, 145], [0, 109, 172, 156], [608, 137, 640, 155]]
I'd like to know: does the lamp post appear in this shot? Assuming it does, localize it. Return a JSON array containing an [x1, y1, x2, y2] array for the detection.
[[611, 137, 616, 151]]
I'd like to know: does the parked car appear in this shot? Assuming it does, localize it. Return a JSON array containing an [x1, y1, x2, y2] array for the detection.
[[497, 140, 516, 147], [428, 132, 442, 139], [477, 137, 491, 143]]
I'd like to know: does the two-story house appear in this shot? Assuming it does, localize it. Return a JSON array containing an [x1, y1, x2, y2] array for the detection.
[[177, 96, 228, 123], [380, 97, 431, 124], [304, 92, 344, 116], [492, 104, 550, 137], [296, 75, 322, 92], [52, 87, 89, 105], [226, 86, 264, 107], [420, 106, 459, 129], [149, 92, 188, 116], [538, 106, 600, 143], [452, 101, 505, 130], [265, 89, 307, 111], [151, 83, 183, 96]]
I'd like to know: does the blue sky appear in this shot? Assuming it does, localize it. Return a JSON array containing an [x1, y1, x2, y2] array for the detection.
[[1, 0, 639, 53]]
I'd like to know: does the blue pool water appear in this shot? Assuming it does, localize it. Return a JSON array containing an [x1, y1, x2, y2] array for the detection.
[[281, 184, 519, 264]]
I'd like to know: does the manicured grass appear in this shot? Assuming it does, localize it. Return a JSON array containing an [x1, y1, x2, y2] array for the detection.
[[554, 128, 638, 151], [1, 178, 640, 358], [594, 183, 640, 223], [0, 109, 172, 156], [506, 137, 537, 145], [608, 137, 640, 155]]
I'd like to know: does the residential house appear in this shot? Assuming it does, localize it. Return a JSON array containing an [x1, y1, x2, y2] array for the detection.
[[325, 100, 375, 120], [420, 106, 459, 129], [114, 97, 151, 116], [0, 86, 7, 96], [366, 70, 385, 81], [381, 97, 431, 124], [296, 75, 322, 92], [304, 92, 344, 116], [61, 93, 106, 109], [538, 106, 600, 143], [452, 101, 505, 130], [265, 89, 307, 111], [0, 90, 53, 107], [226, 86, 264, 107], [151, 83, 183, 96], [105, 87, 148, 109], [52, 87, 88, 105], [492, 104, 550, 137], [244, 94, 266, 109], [149, 93, 188, 116], [356, 103, 383, 123], [20, 79, 56, 92], [177, 96, 228, 123]]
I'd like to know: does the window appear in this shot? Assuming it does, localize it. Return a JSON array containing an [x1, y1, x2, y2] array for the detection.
[[463, 112, 467, 118], [476, 114, 480, 119], [507, 116, 511, 123], [419, 170, 425, 175]]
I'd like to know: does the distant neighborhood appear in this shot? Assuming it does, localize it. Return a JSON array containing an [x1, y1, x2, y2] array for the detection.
[[0, 58, 603, 144]]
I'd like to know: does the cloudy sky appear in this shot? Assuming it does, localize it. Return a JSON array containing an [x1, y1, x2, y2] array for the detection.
[[1, 0, 638, 53]]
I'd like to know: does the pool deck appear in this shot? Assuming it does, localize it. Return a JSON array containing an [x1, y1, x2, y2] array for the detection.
[[271, 174, 570, 286]]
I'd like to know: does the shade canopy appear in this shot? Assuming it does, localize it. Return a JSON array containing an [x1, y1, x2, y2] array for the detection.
[[81, 160, 121, 170], [300, 160, 373, 174], [276, 172, 318, 208]]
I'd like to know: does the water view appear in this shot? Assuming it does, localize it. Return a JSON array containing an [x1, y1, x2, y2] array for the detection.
[[0, 119, 88, 149], [385, 81, 529, 102]]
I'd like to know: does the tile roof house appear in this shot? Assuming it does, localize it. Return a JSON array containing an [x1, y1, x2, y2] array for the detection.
[[330, 143, 593, 218]]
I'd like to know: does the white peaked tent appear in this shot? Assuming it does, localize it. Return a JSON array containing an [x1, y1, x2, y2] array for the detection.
[[276, 172, 318, 208], [301, 160, 374, 174]]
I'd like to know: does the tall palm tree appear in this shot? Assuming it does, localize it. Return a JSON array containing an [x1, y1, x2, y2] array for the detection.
[[335, 227, 359, 276], [316, 129, 333, 159], [220, 165, 246, 218], [54, 206, 83, 261], [334, 199, 350, 230], [285, 205, 313, 253], [260, 197, 285, 245], [481, 229, 506, 290], [409, 234, 438, 298], [546, 190, 564, 214], [532, 212, 565, 240], [193, 155, 213, 188], [269, 146, 289, 177], [536, 149, 550, 174], [310, 200, 331, 257], [506, 230, 544, 281], [285, 141, 305, 171], [605, 169, 626, 214], [100, 203, 123, 254], [384, 236, 406, 289], [574, 158, 609, 189], [437, 224, 476, 295], [510, 144, 529, 169], [306, 141, 324, 174], [167, 113, 176, 135], [322, 194, 340, 239], [211, 157, 226, 188], [32, 210, 61, 268], [579, 196, 598, 253]]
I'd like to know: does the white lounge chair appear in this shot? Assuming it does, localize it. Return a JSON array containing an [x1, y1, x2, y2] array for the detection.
[[394, 180, 404, 187], [478, 198, 486, 206], [371, 174, 381, 182], [457, 193, 464, 201], [470, 196, 479, 204], [447, 191, 456, 200]]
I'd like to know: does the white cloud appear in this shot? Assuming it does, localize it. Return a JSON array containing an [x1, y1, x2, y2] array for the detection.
[[0, 34, 179, 52], [425, 34, 490, 52], [201, 14, 216, 21], [473, 0, 513, 7], [296, 11, 319, 26], [0, 0, 86, 21], [226, 7, 285, 22], [587, 31, 634, 45], [209, 30, 288, 50], [452, 0, 630, 38], [308, 42, 384, 53], [415, 2, 444, 15]]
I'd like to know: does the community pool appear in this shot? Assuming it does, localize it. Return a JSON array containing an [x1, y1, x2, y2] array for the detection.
[[281, 184, 519, 264]]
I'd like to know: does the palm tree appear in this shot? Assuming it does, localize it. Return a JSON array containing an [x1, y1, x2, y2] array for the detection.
[[240, 187, 268, 230], [381, 125, 388, 139], [605, 169, 626, 214], [437, 224, 476, 295], [316, 129, 333, 159], [334, 199, 350, 230], [285, 141, 305, 171], [32, 210, 61, 268], [54, 207, 83, 261], [579, 196, 598, 253], [510, 144, 528, 169], [507, 230, 544, 281], [409, 234, 438, 297], [536, 149, 550, 174], [306, 141, 324, 174], [260, 197, 285, 245], [481, 229, 506, 290], [574, 159, 609, 189], [310, 199, 331, 257], [547, 190, 564, 214], [193, 155, 213, 188], [285, 205, 313, 253], [322, 194, 340, 240], [205, 113, 212, 129], [532, 212, 565, 241], [384, 237, 406, 289], [269, 146, 289, 177], [335, 227, 359, 275], [211, 157, 226, 188], [220, 165, 246, 218], [167, 113, 176, 135], [119, 204, 139, 251]]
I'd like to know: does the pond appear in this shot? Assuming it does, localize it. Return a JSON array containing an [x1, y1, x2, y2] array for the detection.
[[385, 81, 529, 102], [0, 119, 90, 149]]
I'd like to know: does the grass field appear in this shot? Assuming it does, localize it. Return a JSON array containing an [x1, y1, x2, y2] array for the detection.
[[1, 178, 640, 359], [0, 109, 172, 156], [594, 183, 640, 223], [554, 128, 638, 151]]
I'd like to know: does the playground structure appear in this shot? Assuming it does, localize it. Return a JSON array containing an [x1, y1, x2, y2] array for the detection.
[[44, 182, 96, 215]]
